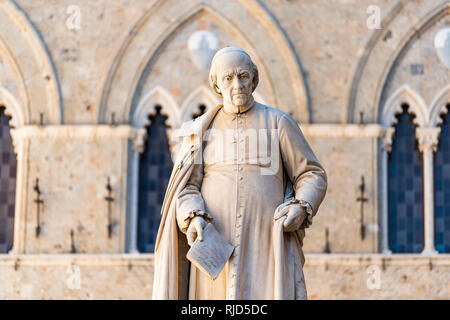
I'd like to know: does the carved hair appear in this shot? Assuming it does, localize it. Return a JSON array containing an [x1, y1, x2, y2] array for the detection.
[[208, 47, 259, 97]]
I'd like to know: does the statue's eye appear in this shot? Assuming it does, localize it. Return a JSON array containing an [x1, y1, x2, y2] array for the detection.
[[239, 73, 248, 80], [225, 76, 232, 81]]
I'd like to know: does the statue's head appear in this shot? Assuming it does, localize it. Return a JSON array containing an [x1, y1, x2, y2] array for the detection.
[[209, 47, 259, 107]]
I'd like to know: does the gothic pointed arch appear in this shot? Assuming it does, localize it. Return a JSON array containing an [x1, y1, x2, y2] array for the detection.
[[98, 0, 310, 125], [381, 86, 428, 253], [387, 103, 424, 253], [381, 85, 428, 128], [132, 86, 180, 129], [434, 102, 450, 253], [136, 106, 173, 252], [0, 87, 24, 129], [430, 85, 450, 127], [0, 106, 17, 253], [179, 86, 220, 123], [127, 88, 179, 253], [0, 0, 62, 125], [347, 0, 449, 124]]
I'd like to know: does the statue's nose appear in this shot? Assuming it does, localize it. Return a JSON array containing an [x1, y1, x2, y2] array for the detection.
[[233, 77, 244, 89]]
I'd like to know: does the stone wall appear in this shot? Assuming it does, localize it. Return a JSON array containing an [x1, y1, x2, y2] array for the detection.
[[0, 254, 154, 299], [304, 254, 450, 299], [301, 126, 380, 253], [0, 0, 449, 299], [15, 127, 130, 254], [1, 254, 449, 299]]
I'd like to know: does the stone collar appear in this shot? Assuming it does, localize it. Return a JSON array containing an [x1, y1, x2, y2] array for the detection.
[[222, 96, 255, 117]]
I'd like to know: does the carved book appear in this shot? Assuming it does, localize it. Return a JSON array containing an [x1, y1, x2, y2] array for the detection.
[[186, 223, 235, 280]]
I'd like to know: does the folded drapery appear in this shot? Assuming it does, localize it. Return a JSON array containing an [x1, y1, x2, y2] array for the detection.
[[273, 198, 308, 300]]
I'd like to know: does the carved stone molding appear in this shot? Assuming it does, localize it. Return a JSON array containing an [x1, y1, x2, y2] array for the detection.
[[0, 87, 24, 129], [8, 124, 388, 147], [348, 0, 449, 123], [130, 128, 148, 154], [381, 84, 429, 128], [0, 0, 62, 125], [179, 85, 220, 124], [300, 124, 383, 138], [416, 127, 441, 153], [98, 0, 309, 124], [380, 127, 395, 152], [429, 84, 450, 127], [10, 125, 137, 141], [133, 86, 181, 129]]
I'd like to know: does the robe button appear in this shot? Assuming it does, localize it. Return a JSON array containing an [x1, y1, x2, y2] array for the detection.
[[239, 167, 243, 171], [239, 176, 243, 180]]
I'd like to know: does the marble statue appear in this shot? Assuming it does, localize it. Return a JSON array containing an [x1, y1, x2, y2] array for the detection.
[[152, 46, 327, 300]]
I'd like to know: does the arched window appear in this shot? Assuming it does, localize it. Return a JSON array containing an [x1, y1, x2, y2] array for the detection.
[[435, 103, 450, 253], [0, 106, 16, 253], [388, 104, 424, 253], [137, 106, 173, 252]]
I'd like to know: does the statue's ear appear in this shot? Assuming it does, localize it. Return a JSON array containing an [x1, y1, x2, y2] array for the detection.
[[252, 65, 259, 93], [214, 84, 222, 96], [209, 74, 222, 97]]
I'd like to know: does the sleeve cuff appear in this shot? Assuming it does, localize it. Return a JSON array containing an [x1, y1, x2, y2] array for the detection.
[[186, 209, 213, 221], [179, 209, 213, 233], [298, 199, 314, 228], [286, 197, 314, 228]]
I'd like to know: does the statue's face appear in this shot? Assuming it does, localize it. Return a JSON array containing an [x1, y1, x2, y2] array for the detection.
[[215, 52, 253, 107]]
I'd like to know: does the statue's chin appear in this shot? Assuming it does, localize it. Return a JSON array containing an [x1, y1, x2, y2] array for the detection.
[[232, 96, 249, 106]]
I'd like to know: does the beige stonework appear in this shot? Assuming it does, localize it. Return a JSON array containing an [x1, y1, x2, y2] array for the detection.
[[0, 0, 449, 299], [304, 254, 450, 299], [0, 254, 449, 299], [0, 254, 154, 299]]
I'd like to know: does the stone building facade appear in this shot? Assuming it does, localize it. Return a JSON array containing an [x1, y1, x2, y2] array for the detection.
[[0, 0, 449, 299]]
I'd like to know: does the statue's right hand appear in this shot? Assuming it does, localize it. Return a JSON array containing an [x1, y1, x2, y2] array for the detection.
[[186, 216, 207, 246]]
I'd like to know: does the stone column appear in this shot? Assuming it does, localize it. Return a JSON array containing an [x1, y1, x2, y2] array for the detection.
[[380, 128, 394, 254], [416, 127, 440, 256], [128, 129, 147, 253], [9, 129, 28, 254]]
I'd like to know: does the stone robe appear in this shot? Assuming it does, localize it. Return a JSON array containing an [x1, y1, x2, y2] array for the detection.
[[175, 101, 327, 299]]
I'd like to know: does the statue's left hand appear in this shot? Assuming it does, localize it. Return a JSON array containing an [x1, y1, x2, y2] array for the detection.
[[282, 204, 307, 232], [186, 216, 207, 246]]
